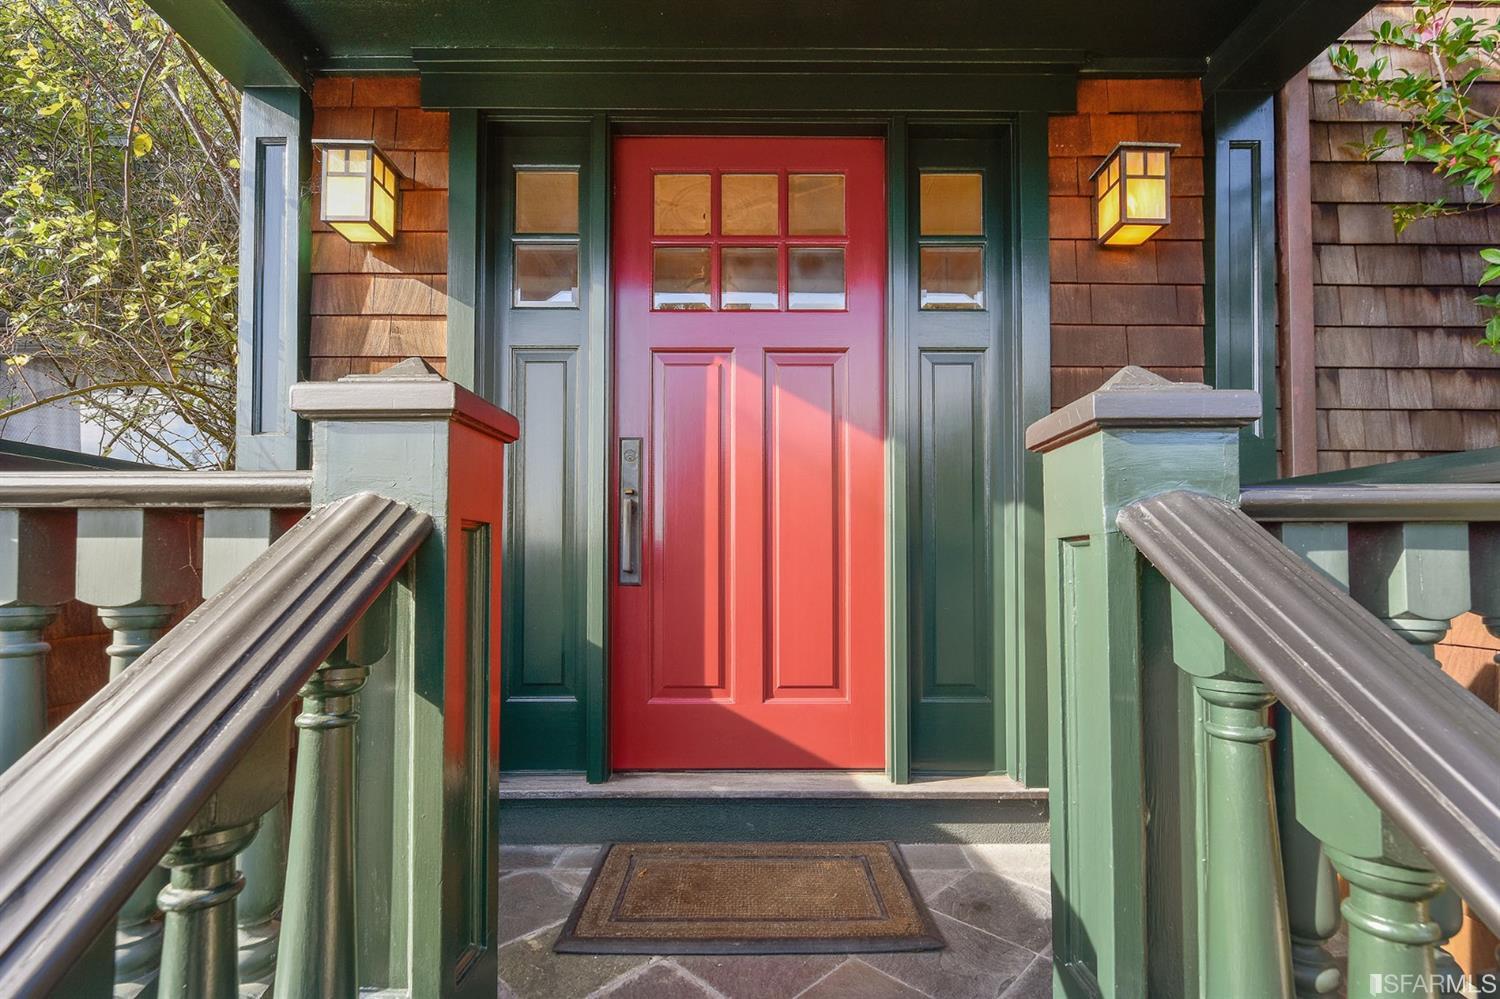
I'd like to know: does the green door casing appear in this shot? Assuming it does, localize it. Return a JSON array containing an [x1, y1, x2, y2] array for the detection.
[[486, 118, 1047, 782]]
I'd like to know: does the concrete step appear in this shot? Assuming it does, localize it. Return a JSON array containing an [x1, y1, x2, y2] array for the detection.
[[499, 771, 1049, 845]]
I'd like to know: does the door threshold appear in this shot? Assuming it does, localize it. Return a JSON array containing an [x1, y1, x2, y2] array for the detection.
[[499, 770, 1046, 801]]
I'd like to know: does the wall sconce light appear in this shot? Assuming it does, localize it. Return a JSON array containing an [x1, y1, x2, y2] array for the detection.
[[314, 139, 401, 244], [1090, 142, 1178, 247]]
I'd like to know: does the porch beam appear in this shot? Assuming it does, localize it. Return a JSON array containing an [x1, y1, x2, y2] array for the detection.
[[143, 0, 316, 91], [1202, 0, 1374, 95]]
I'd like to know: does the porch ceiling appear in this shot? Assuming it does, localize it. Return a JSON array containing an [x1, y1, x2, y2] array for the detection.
[[149, 0, 1377, 94]]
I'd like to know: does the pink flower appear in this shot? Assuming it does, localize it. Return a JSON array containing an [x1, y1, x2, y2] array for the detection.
[[1418, 17, 1446, 42]]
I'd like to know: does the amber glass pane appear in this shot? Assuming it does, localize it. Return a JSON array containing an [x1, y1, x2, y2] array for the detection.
[[788, 174, 845, 235], [1125, 176, 1168, 221], [919, 246, 984, 311], [653, 246, 711, 310], [654, 174, 711, 235], [513, 242, 579, 308], [722, 247, 778, 311], [515, 170, 579, 234], [920, 173, 983, 236], [722, 174, 779, 235], [788, 247, 845, 310]]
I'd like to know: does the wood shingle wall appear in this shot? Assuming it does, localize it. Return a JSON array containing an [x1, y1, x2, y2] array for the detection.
[[1048, 79, 1207, 408], [1307, 4, 1500, 470], [309, 77, 448, 379]]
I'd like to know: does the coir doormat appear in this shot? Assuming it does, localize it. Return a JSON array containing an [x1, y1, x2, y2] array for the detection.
[[553, 841, 945, 955]]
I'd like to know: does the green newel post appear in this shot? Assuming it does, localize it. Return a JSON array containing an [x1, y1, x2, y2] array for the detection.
[[1171, 596, 1294, 999], [0, 509, 75, 773], [289, 358, 518, 998], [76, 508, 199, 998], [1272, 524, 1347, 999], [1025, 366, 1262, 999], [276, 601, 389, 999], [202, 508, 300, 997]]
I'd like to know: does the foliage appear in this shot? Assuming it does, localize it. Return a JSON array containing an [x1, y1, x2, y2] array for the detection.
[[0, 0, 238, 467], [1330, 0, 1500, 352]]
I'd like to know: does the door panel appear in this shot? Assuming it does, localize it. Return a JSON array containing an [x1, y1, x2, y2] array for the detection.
[[612, 136, 885, 769]]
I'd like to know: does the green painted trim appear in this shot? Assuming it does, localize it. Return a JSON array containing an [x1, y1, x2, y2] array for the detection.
[[1273, 446, 1500, 486], [142, 0, 312, 90], [236, 87, 311, 472], [886, 116, 912, 785], [1009, 111, 1052, 786], [584, 115, 612, 784], [1203, 0, 1383, 94], [419, 69, 1077, 114], [1205, 91, 1279, 486], [446, 110, 482, 392]]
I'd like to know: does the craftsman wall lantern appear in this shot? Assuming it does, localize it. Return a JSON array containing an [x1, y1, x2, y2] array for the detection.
[[314, 139, 401, 244], [1090, 141, 1178, 247]]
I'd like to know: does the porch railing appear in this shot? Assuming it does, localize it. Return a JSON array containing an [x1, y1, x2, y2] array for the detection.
[[0, 358, 518, 999], [1030, 366, 1500, 999]]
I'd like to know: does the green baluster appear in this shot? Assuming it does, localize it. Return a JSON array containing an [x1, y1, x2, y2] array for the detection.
[[1172, 593, 1294, 999], [156, 822, 260, 999], [202, 508, 299, 997], [1338, 521, 1471, 995], [76, 509, 198, 998], [1275, 523, 1347, 998], [156, 697, 291, 999], [0, 509, 75, 773], [276, 590, 391, 999]]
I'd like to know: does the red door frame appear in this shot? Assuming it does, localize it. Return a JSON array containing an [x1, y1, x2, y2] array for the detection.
[[609, 135, 887, 769]]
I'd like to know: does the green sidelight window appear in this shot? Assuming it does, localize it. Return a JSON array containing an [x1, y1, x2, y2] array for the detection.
[[918, 171, 985, 310], [513, 167, 580, 308]]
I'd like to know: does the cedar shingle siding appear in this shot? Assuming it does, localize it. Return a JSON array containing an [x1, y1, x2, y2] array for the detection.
[[309, 77, 448, 379], [1307, 4, 1500, 470], [1048, 79, 1207, 408]]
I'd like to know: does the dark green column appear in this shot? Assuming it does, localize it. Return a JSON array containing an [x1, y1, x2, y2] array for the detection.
[[156, 822, 260, 998]]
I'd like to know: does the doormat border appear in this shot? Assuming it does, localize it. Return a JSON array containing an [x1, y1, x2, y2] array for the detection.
[[552, 840, 947, 955]]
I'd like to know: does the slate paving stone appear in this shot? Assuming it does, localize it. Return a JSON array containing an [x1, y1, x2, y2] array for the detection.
[[997, 951, 1053, 999], [595, 962, 715, 998], [502, 845, 565, 871], [962, 844, 1051, 894], [898, 843, 973, 871], [797, 960, 928, 999], [546, 868, 592, 894], [675, 953, 842, 999], [499, 872, 579, 947], [928, 871, 1052, 952], [910, 868, 967, 899], [555, 845, 604, 870], [863, 912, 1038, 999], [498, 925, 644, 999]]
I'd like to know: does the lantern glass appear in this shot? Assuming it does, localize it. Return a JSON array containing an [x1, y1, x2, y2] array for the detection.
[[317, 141, 401, 245], [1091, 142, 1175, 247]]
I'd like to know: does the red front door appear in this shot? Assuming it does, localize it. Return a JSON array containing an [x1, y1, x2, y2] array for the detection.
[[611, 136, 886, 769]]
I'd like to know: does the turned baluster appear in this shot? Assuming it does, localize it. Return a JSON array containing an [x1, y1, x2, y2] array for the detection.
[[202, 508, 300, 996], [276, 587, 393, 998], [1274, 523, 1347, 998], [1339, 521, 1471, 994], [75, 508, 199, 998], [1170, 590, 1293, 999], [0, 509, 75, 772]]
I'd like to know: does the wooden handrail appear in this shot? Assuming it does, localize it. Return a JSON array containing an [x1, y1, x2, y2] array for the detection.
[[1240, 482, 1500, 521], [0, 492, 430, 995], [1117, 489, 1500, 931], [0, 471, 312, 507]]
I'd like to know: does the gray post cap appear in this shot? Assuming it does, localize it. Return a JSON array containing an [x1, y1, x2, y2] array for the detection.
[[1025, 365, 1261, 454], [289, 357, 519, 443]]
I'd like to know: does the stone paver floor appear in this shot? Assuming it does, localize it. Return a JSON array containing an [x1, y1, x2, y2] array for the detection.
[[498, 843, 1052, 999]]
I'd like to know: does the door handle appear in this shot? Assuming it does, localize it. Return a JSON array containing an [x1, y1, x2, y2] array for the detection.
[[619, 438, 643, 585]]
